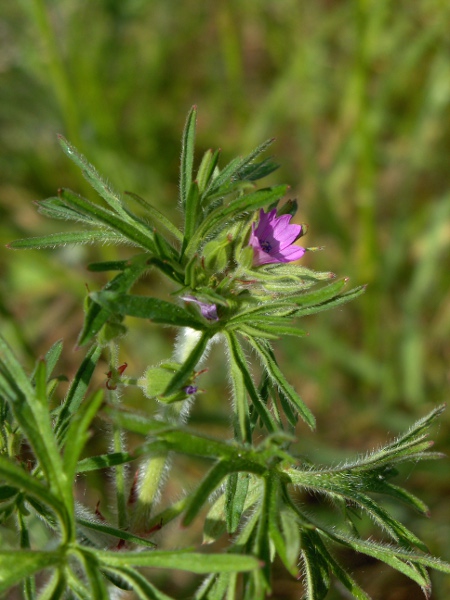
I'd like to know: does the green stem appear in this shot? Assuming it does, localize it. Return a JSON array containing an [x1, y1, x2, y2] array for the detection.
[[109, 343, 128, 530], [131, 327, 211, 531], [17, 507, 36, 600]]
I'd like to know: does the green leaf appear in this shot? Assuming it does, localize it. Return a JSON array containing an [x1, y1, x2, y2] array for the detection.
[[346, 490, 429, 551], [77, 256, 149, 346], [63, 389, 104, 483], [237, 156, 279, 182], [201, 156, 242, 205], [54, 344, 103, 445], [124, 191, 183, 243], [77, 518, 156, 548], [289, 467, 429, 551], [238, 324, 280, 340], [226, 302, 297, 327], [100, 406, 171, 437], [330, 532, 450, 589], [42, 339, 64, 380], [286, 278, 349, 307], [253, 477, 273, 587], [279, 506, 301, 575], [0, 484, 18, 501], [101, 566, 174, 600], [247, 337, 315, 430], [0, 551, 61, 594], [197, 148, 221, 196], [162, 331, 213, 396], [182, 181, 201, 252], [0, 457, 67, 526], [37, 196, 97, 224], [94, 549, 259, 573], [142, 428, 245, 463], [34, 359, 48, 409], [97, 426, 267, 484], [35, 570, 66, 600], [206, 138, 275, 199], [59, 188, 156, 253], [8, 230, 127, 250], [99, 412, 244, 464], [204, 477, 262, 545], [277, 388, 299, 428], [228, 347, 252, 442], [302, 530, 371, 600], [180, 106, 197, 207], [183, 461, 234, 527], [386, 404, 446, 449], [246, 322, 308, 338], [144, 498, 189, 536], [58, 135, 125, 215], [264, 479, 292, 577], [225, 332, 278, 433], [0, 335, 35, 399], [300, 531, 331, 600], [76, 451, 137, 472], [379, 481, 430, 516], [146, 256, 185, 284], [225, 473, 250, 534], [152, 229, 178, 262], [75, 549, 109, 600], [65, 568, 92, 600], [0, 337, 69, 507], [294, 285, 367, 317], [92, 292, 206, 330]]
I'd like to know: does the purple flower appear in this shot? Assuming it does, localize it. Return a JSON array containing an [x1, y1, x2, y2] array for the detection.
[[183, 385, 198, 395], [249, 208, 306, 266], [181, 295, 219, 321]]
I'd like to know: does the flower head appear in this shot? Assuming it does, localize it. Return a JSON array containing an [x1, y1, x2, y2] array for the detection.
[[249, 208, 305, 266], [181, 295, 219, 321]]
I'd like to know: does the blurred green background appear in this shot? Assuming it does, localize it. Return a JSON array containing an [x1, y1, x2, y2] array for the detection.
[[1, 1, 449, 598]]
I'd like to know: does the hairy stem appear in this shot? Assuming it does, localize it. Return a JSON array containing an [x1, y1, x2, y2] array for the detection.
[[109, 343, 128, 530], [131, 327, 210, 531]]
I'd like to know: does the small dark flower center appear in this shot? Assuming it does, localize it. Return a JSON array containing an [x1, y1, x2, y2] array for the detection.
[[260, 240, 272, 254]]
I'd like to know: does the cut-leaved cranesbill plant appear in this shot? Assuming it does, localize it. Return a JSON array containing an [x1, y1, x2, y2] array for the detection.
[[3, 106, 449, 599]]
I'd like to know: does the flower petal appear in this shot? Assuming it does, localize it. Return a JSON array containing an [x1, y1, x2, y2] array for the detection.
[[181, 295, 219, 321], [272, 245, 305, 262], [249, 208, 305, 266], [254, 209, 277, 239]]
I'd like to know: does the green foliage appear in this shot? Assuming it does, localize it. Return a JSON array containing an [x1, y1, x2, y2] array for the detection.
[[0, 335, 260, 598], [2, 106, 449, 599]]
